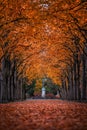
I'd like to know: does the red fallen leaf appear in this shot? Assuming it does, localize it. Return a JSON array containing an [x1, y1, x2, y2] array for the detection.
[[0, 100, 87, 130]]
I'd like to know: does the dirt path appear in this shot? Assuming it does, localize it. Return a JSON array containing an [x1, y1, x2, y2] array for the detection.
[[0, 100, 87, 130]]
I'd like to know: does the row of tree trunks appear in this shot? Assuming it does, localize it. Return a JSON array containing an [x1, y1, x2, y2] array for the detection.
[[61, 51, 87, 101], [81, 53, 87, 100], [0, 57, 26, 103]]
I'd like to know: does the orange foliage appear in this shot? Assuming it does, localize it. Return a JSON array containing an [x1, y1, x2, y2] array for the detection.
[[0, 0, 87, 85]]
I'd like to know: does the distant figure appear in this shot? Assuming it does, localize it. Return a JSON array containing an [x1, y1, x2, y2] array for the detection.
[[55, 90, 60, 98], [41, 87, 46, 98]]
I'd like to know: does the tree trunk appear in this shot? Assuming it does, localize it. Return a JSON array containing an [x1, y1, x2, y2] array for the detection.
[[76, 58, 81, 100], [81, 54, 86, 100], [73, 62, 77, 100]]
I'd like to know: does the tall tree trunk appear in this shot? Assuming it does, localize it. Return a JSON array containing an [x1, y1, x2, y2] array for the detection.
[[69, 70, 74, 100], [1, 58, 8, 102], [73, 61, 77, 100], [0, 72, 3, 102], [76, 58, 81, 100], [81, 54, 86, 100]]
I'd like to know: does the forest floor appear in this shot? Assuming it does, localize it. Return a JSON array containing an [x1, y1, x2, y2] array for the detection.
[[0, 99, 87, 130]]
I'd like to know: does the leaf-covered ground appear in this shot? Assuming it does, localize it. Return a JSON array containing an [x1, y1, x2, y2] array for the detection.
[[0, 100, 87, 130]]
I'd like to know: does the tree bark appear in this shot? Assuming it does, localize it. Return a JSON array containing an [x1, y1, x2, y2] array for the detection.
[[81, 54, 86, 100]]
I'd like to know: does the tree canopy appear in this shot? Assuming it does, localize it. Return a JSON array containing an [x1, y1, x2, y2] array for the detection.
[[0, 0, 87, 101]]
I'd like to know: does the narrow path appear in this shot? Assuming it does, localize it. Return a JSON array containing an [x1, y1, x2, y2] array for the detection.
[[0, 100, 87, 130]]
